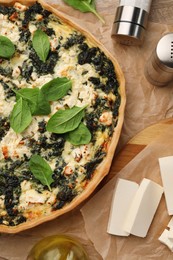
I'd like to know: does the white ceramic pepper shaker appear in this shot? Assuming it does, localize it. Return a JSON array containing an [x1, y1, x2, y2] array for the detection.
[[145, 33, 173, 87], [112, 0, 153, 45]]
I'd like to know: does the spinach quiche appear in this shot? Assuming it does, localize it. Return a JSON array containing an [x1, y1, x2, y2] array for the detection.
[[0, 0, 125, 233]]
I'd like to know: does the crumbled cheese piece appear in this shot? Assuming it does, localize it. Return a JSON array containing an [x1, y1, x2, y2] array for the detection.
[[0, 195, 5, 210], [64, 165, 75, 175], [29, 23, 37, 34], [72, 148, 82, 162], [19, 181, 58, 209], [12, 66, 21, 78], [63, 142, 93, 167], [35, 14, 43, 21], [0, 19, 19, 43], [50, 37, 59, 51], [19, 189, 51, 210], [0, 129, 31, 160], [14, 2, 28, 11], [95, 130, 109, 147], [32, 74, 53, 88], [0, 14, 5, 21], [46, 193, 56, 205], [25, 189, 49, 203], [21, 180, 32, 192], [0, 83, 16, 116], [99, 111, 113, 126]]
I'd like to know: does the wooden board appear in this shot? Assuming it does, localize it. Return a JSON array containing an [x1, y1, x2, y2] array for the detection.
[[107, 118, 173, 180]]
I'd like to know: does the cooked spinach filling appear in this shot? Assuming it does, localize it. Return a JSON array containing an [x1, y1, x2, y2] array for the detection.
[[0, 2, 121, 226]]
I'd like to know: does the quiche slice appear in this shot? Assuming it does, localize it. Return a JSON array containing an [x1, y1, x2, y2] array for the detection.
[[0, 0, 125, 233]]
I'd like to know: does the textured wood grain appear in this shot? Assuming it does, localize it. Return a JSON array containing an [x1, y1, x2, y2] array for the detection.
[[150, 0, 173, 24], [104, 118, 173, 183]]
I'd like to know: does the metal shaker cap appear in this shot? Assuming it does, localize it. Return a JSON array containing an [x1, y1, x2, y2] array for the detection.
[[112, 6, 149, 45], [145, 33, 173, 86], [156, 33, 173, 70]]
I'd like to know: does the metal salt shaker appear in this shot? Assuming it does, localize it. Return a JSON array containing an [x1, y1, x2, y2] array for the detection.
[[145, 33, 173, 87], [112, 0, 153, 45]]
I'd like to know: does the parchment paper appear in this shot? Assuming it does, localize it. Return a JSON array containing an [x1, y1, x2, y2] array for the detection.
[[1, 0, 173, 259], [81, 125, 173, 260]]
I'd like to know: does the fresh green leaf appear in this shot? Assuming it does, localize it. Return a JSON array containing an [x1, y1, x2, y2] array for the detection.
[[14, 88, 40, 114], [32, 29, 50, 62], [66, 122, 91, 145], [46, 106, 87, 134], [0, 35, 15, 59], [41, 77, 72, 101], [10, 97, 32, 133], [14, 88, 50, 115], [32, 90, 51, 116], [63, 0, 105, 23], [29, 155, 53, 191]]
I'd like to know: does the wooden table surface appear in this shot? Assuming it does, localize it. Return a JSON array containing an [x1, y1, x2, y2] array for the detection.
[[1, 1, 173, 259], [111, 118, 173, 176], [150, 0, 173, 24]]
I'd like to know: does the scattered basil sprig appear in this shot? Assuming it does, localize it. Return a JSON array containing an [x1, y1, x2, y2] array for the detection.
[[66, 122, 91, 145], [10, 77, 71, 133], [14, 88, 40, 114], [63, 0, 105, 24], [46, 106, 86, 134], [10, 97, 32, 133], [0, 35, 15, 59], [29, 155, 53, 191], [32, 91, 51, 116], [15, 87, 51, 116], [32, 29, 50, 62], [41, 77, 72, 101], [10, 88, 51, 133]]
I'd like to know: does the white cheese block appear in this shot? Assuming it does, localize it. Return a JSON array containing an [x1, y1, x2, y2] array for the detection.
[[158, 217, 173, 251], [158, 156, 173, 215], [107, 178, 139, 236], [167, 216, 173, 228], [168, 227, 173, 239], [123, 178, 163, 237], [158, 229, 173, 251]]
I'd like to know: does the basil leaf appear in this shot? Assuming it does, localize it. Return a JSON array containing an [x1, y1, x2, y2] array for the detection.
[[32, 91, 51, 116], [41, 77, 72, 101], [46, 106, 86, 134], [63, 0, 105, 23], [15, 88, 39, 114], [29, 155, 53, 191], [66, 122, 91, 145], [10, 97, 32, 133], [32, 30, 50, 62], [0, 35, 15, 59], [14, 88, 51, 115]]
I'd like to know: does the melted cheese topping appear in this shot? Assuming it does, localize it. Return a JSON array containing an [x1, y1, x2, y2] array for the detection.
[[0, 2, 119, 226]]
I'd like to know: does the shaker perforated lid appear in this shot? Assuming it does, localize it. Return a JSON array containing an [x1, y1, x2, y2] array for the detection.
[[145, 33, 173, 87], [156, 33, 173, 70]]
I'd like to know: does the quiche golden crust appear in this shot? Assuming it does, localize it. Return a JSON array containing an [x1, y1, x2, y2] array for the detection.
[[0, 0, 125, 233]]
